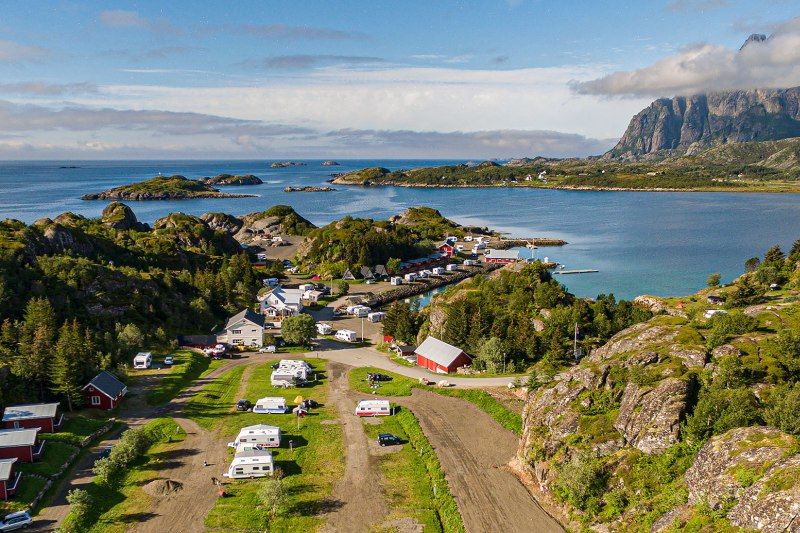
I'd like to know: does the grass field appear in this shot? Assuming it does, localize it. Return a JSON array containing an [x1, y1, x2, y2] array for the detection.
[[0, 475, 48, 515], [183, 365, 247, 430], [60, 418, 187, 533], [202, 359, 345, 532], [39, 415, 109, 446], [146, 349, 224, 405], [361, 411, 464, 532], [348, 367, 523, 435], [16, 441, 76, 476]]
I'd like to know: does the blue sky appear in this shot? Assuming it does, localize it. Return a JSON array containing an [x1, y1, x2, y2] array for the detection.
[[0, 0, 798, 159]]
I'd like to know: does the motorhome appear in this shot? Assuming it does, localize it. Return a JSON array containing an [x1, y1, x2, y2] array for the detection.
[[354, 400, 391, 417], [316, 322, 333, 335], [132, 352, 152, 369], [252, 397, 289, 414], [367, 312, 385, 323], [228, 424, 281, 449], [335, 330, 357, 343], [224, 449, 274, 479]]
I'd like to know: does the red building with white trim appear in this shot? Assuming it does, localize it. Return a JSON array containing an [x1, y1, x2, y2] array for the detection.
[[483, 249, 521, 264], [0, 458, 20, 500], [83, 371, 128, 411], [437, 242, 455, 257], [0, 428, 44, 463], [2, 403, 62, 433], [415, 336, 472, 374]]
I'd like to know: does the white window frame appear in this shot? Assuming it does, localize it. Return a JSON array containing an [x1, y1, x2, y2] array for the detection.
[[91, 396, 101, 406]]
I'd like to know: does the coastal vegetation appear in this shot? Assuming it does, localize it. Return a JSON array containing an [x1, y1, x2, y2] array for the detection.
[[200, 173, 263, 186], [513, 241, 800, 531], [333, 137, 800, 192], [81, 175, 256, 200]]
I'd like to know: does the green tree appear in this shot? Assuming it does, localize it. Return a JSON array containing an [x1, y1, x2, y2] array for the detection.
[[382, 301, 420, 345], [50, 320, 88, 411], [706, 272, 721, 288], [386, 257, 402, 274], [744, 257, 760, 272], [554, 451, 607, 511], [476, 336, 505, 373], [280, 314, 316, 346], [764, 383, 800, 437], [65, 489, 93, 530], [258, 477, 286, 520], [763, 244, 785, 264], [336, 280, 350, 297], [117, 323, 145, 355], [684, 387, 761, 443]]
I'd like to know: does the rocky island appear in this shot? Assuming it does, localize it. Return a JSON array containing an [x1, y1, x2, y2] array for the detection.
[[81, 175, 257, 201], [283, 185, 335, 192], [270, 161, 306, 168], [200, 173, 263, 186], [321, 160, 340, 166]]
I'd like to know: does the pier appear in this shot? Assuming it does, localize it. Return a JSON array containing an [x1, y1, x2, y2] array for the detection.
[[553, 269, 599, 275]]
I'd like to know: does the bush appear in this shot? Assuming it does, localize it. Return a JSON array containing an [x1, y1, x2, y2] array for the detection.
[[764, 383, 800, 436], [553, 451, 607, 512], [280, 314, 316, 346], [683, 387, 761, 443], [62, 489, 93, 531]]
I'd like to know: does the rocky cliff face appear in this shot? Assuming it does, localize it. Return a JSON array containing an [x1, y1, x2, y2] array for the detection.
[[608, 87, 800, 159]]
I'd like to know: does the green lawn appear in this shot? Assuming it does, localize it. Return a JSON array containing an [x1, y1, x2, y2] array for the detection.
[[204, 359, 344, 532], [146, 349, 223, 405], [17, 441, 76, 476], [0, 475, 48, 515], [60, 418, 187, 533], [39, 415, 109, 446], [361, 412, 463, 532], [183, 366, 247, 430], [348, 367, 523, 435]]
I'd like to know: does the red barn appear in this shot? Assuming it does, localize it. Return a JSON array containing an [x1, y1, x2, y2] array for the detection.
[[483, 249, 520, 264], [437, 242, 455, 257], [2, 403, 62, 433], [415, 336, 472, 374], [83, 371, 128, 411], [0, 458, 20, 500], [0, 428, 43, 463]]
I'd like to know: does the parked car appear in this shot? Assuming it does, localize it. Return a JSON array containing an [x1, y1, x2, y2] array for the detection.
[[164, 356, 174, 365], [300, 399, 318, 410], [0, 512, 32, 531], [367, 373, 391, 382], [236, 399, 253, 412], [378, 433, 402, 446], [365, 279, 376, 285], [259, 345, 277, 353]]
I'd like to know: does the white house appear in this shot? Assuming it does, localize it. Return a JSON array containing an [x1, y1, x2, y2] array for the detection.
[[260, 286, 304, 321], [252, 397, 289, 414], [228, 424, 281, 449], [132, 352, 152, 369], [224, 449, 274, 479], [335, 330, 357, 343], [221, 309, 265, 347]]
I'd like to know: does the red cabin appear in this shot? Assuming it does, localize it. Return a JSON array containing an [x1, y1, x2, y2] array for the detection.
[[0, 428, 44, 463], [0, 458, 20, 500], [483, 249, 521, 264], [437, 242, 455, 257], [415, 336, 472, 374], [83, 371, 128, 411], [2, 403, 62, 433]]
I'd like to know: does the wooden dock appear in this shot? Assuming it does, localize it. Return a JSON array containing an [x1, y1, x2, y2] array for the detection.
[[553, 269, 599, 275]]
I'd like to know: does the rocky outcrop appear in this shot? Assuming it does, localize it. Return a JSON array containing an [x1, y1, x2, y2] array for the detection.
[[101, 202, 146, 231], [200, 174, 263, 186], [321, 160, 339, 166], [40, 221, 94, 255], [633, 295, 687, 317], [614, 378, 688, 454], [81, 175, 255, 200], [283, 186, 335, 192], [589, 321, 678, 362], [270, 161, 305, 168], [200, 212, 243, 235], [608, 87, 800, 159], [684, 426, 797, 510], [727, 454, 800, 532]]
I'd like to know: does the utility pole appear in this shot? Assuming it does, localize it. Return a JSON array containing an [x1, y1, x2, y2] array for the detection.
[[361, 317, 365, 342], [573, 322, 581, 362]]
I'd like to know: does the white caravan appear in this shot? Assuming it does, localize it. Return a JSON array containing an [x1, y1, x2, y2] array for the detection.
[[224, 449, 274, 479], [228, 424, 281, 449], [252, 397, 289, 414], [335, 330, 357, 343], [354, 399, 391, 417], [133, 352, 152, 369]]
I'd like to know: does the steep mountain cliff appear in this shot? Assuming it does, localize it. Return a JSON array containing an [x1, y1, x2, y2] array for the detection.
[[608, 87, 800, 159]]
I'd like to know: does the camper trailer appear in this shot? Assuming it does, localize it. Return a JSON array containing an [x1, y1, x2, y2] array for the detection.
[[367, 312, 386, 323], [354, 400, 391, 417], [316, 322, 333, 335], [224, 449, 274, 479], [446, 264, 458, 272], [352, 306, 370, 318], [252, 397, 289, 414], [390, 276, 403, 286], [228, 424, 281, 449], [404, 273, 418, 282], [270, 370, 299, 388], [335, 330, 357, 343], [432, 267, 445, 276], [132, 352, 152, 369]]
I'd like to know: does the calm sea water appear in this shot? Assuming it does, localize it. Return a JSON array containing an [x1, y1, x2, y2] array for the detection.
[[2, 159, 800, 300]]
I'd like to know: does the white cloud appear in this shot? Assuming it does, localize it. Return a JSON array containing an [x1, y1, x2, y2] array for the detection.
[[0, 39, 48, 62], [573, 17, 800, 97], [0, 82, 97, 96]]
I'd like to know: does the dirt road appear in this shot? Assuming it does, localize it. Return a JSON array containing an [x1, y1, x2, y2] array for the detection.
[[321, 362, 388, 532], [398, 389, 563, 533]]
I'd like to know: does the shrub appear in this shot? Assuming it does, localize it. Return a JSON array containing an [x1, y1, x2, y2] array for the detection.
[[553, 451, 607, 512], [764, 383, 800, 437], [280, 314, 316, 346]]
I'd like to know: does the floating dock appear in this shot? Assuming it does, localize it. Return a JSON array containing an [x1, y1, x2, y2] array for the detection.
[[553, 269, 599, 275]]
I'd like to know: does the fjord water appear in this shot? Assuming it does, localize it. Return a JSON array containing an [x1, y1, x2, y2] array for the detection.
[[2, 159, 800, 300]]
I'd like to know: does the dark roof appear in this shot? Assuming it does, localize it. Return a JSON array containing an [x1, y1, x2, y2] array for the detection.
[[360, 266, 374, 278], [225, 308, 265, 330], [374, 265, 388, 276], [83, 371, 127, 398]]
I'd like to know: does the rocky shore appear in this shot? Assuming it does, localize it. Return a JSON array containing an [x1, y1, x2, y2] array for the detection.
[[271, 161, 306, 168], [200, 173, 263, 186], [81, 175, 256, 201]]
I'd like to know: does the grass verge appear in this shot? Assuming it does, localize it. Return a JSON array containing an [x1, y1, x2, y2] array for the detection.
[[204, 359, 344, 532], [349, 367, 522, 435], [183, 365, 246, 430], [146, 349, 223, 405], [17, 441, 76, 476], [39, 415, 109, 446], [60, 418, 187, 533]]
